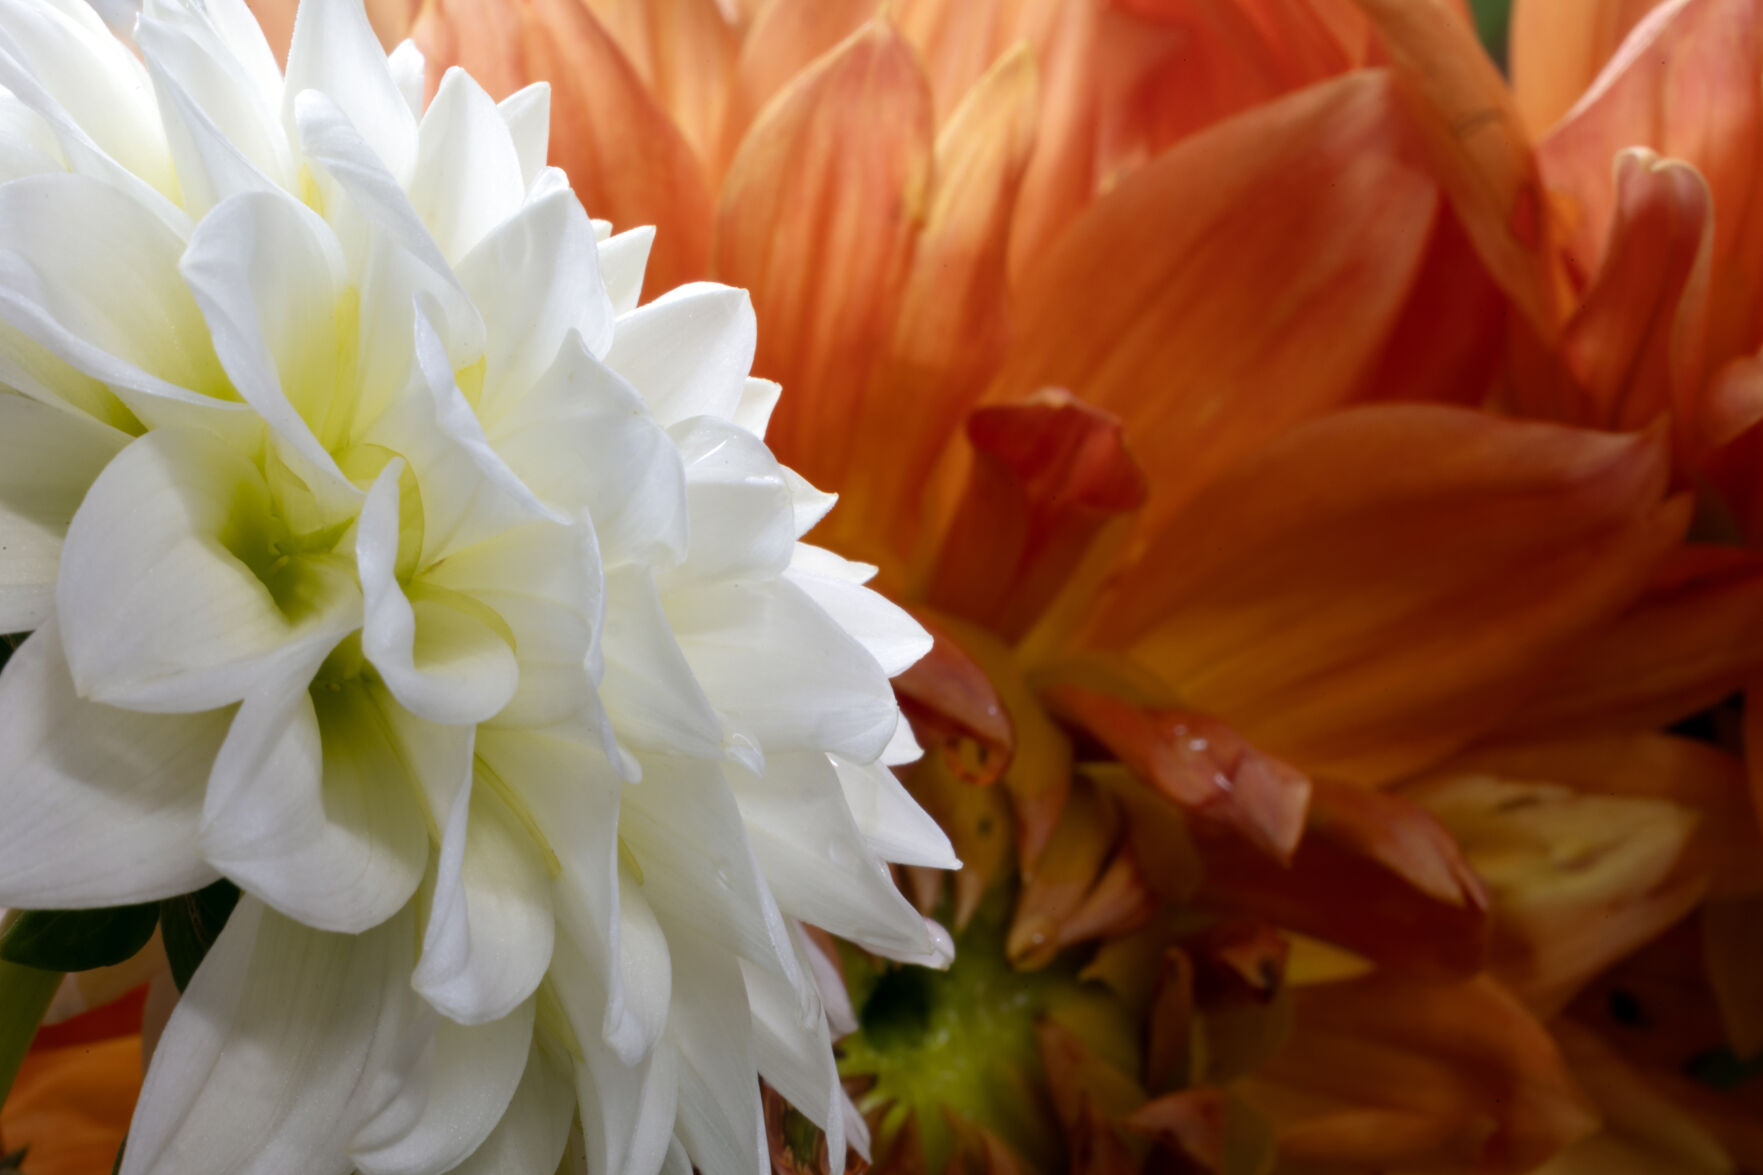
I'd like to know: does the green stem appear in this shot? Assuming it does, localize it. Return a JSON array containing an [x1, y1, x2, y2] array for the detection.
[[0, 957, 61, 1106]]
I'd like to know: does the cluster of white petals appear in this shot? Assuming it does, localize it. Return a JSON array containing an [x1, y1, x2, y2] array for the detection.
[[0, 0, 958, 1171]]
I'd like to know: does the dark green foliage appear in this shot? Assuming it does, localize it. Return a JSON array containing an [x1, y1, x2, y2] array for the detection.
[[159, 879, 241, 991], [0, 904, 158, 973]]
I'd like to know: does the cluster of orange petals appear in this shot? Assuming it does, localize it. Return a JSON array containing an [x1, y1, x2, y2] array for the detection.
[[16, 0, 1763, 1172]]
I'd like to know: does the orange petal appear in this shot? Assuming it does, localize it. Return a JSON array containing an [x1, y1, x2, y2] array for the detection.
[[1448, 732, 1763, 898], [1198, 778, 1491, 979], [1703, 897, 1763, 1060], [714, 20, 933, 493], [715, 0, 879, 177], [1352, 0, 1570, 338], [894, 614, 1015, 787], [1244, 974, 1598, 1173], [1145, 947, 1197, 1092], [413, 0, 715, 294], [1041, 685, 1310, 864], [920, 393, 1146, 644], [1125, 1089, 1279, 1175], [1090, 406, 1685, 785], [1, 1037, 141, 1175], [1509, 0, 1669, 136], [995, 71, 1440, 526], [1539, 0, 1763, 368], [245, 0, 297, 61], [1007, 780, 1124, 968], [1511, 150, 1714, 439], [1404, 769, 1707, 1014], [835, 46, 1041, 569], [577, 0, 740, 167], [1497, 546, 1763, 738], [900, 750, 1015, 930]]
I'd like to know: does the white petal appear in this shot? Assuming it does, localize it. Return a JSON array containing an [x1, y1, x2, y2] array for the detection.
[[801, 930, 857, 1037], [283, 0, 418, 180], [410, 67, 526, 261], [202, 670, 435, 934], [446, 1036, 578, 1175], [498, 83, 550, 190], [576, 1037, 679, 1175], [732, 377, 779, 440], [0, 173, 225, 401], [179, 189, 360, 515], [597, 226, 654, 318], [784, 469, 836, 538], [833, 755, 958, 869], [0, 0, 176, 195], [732, 753, 935, 959], [172, 0, 283, 110], [603, 283, 755, 427], [457, 186, 613, 423], [880, 719, 923, 766], [666, 578, 900, 762], [0, 88, 64, 181], [487, 332, 686, 569], [741, 940, 844, 1169], [658, 417, 794, 590], [122, 899, 423, 1175], [357, 462, 520, 726], [0, 392, 126, 630], [0, 622, 226, 908], [387, 39, 425, 119], [620, 757, 801, 994], [352, 998, 537, 1175], [57, 427, 362, 712], [787, 546, 931, 677], [413, 744, 556, 1024], [599, 566, 723, 759], [667, 934, 765, 1175]]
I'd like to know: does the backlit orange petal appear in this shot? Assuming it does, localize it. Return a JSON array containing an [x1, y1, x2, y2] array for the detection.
[[1352, 0, 1569, 339], [1540, 0, 1763, 369], [995, 71, 1439, 525], [1405, 770, 1706, 1014], [1, 1037, 141, 1175], [413, 0, 715, 293], [714, 20, 933, 493], [715, 0, 878, 176], [921, 393, 1146, 644], [577, 0, 739, 167], [1243, 974, 1598, 1173], [1092, 406, 1685, 785], [835, 46, 1041, 569], [1446, 732, 1763, 898], [1198, 778, 1491, 979], [1041, 684, 1311, 865], [1509, 0, 1668, 136], [1497, 547, 1763, 738]]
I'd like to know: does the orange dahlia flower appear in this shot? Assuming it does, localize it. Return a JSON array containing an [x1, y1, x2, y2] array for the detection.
[[98, 0, 1755, 1173]]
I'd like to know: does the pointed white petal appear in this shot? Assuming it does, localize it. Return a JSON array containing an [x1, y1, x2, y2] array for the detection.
[[0, 623, 226, 908], [58, 427, 362, 712], [498, 83, 550, 190], [801, 930, 857, 1037], [787, 546, 931, 677], [487, 333, 686, 569], [658, 417, 793, 590], [414, 746, 556, 1024], [741, 943, 844, 1169], [603, 283, 754, 427], [283, 0, 418, 179], [832, 755, 958, 869], [387, 40, 425, 119], [880, 720, 923, 766], [357, 462, 520, 726], [445, 1036, 578, 1175], [597, 226, 654, 318], [410, 67, 526, 261], [0, 392, 126, 630], [668, 934, 765, 1175], [122, 899, 423, 1175], [599, 567, 723, 759], [576, 1038, 679, 1175], [732, 377, 780, 440], [732, 753, 935, 958], [666, 578, 900, 762], [457, 186, 613, 422], [202, 668, 435, 934], [784, 470, 836, 538], [352, 998, 537, 1175]]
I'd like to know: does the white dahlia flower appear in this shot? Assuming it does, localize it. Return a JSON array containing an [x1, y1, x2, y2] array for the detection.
[[0, 0, 958, 1171]]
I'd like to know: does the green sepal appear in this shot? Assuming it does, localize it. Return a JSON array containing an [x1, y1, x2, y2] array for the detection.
[[0, 904, 158, 973], [160, 879, 241, 991]]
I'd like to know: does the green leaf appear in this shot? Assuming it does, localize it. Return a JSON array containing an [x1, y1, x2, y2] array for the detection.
[[160, 879, 240, 991], [0, 904, 158, 972], [1470, 0, 1512, 71]]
